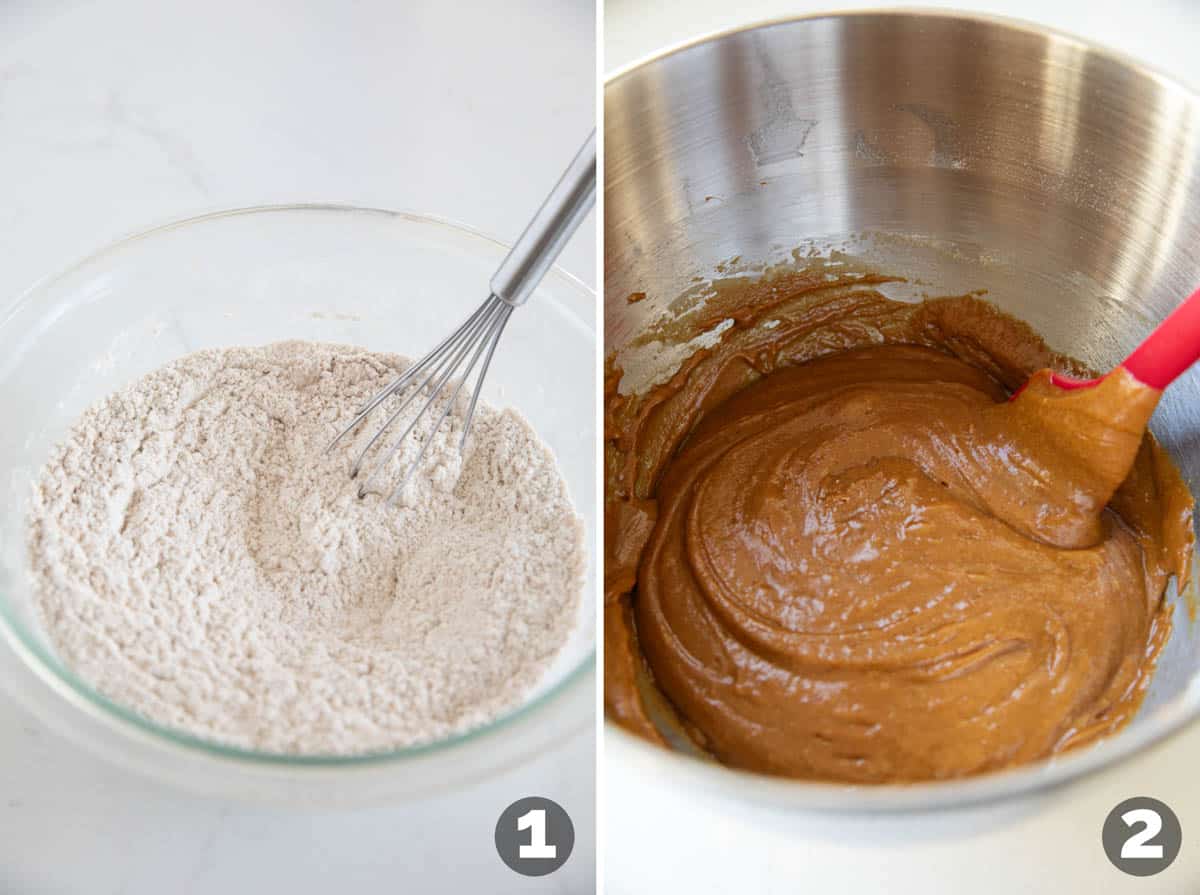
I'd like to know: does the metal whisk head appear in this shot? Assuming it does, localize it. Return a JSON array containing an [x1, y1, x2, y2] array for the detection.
[[326, 129, 594, 505], [325, 293, 513, 504]]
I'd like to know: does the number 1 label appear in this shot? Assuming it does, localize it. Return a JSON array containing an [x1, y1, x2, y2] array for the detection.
[[518, 807, 557, 859], [496, 796, 574, 876]]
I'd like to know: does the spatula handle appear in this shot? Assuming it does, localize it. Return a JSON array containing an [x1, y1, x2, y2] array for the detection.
[[1123, 285, 1200, 389]]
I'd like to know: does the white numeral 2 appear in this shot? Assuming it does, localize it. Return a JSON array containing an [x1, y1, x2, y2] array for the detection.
[[1121, 808, 1164, 859], [518, 808, 557, 859]]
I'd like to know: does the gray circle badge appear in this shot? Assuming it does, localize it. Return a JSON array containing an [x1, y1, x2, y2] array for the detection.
[[495, 796, 575, 876], [1102, 796, 1182, 876]]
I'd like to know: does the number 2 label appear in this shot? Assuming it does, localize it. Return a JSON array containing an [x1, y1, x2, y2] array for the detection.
[[1121, 808, 1164, 860], [518, 808, 557, 859]]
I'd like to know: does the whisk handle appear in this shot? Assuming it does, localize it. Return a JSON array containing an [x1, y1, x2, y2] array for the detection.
[[490, 129, 596, 307]]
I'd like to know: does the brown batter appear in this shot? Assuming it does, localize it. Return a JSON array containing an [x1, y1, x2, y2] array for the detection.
[[605, 271, 1194, 783]]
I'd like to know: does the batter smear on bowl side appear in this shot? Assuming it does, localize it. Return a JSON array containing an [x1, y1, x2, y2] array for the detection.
[[605, 270, 1194, 783], [28, 341, 585, 755]]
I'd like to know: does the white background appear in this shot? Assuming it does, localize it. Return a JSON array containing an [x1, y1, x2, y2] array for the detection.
[[0, 1, 596, 893], [605, 2, 1200, 894]]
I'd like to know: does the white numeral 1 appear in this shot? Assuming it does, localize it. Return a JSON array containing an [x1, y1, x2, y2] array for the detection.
[[1121, 808, 1164, 859], [517, 808, 556, 859]]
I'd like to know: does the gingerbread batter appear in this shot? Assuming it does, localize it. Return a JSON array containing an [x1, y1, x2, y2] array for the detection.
[[605, 271, 1193, 783]]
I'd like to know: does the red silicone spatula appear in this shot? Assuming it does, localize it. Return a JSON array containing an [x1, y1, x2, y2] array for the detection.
[[1014, 285, 1200, 396]]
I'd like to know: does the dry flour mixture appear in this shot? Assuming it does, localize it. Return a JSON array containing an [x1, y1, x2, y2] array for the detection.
[[27, 341, 585, 754]]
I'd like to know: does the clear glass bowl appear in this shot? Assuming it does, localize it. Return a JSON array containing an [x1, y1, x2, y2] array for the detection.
[[0, 205, 596, 805]]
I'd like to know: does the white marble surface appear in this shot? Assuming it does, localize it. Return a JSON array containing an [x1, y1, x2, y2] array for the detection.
[[0, 1, 595, 893], [605, 2, 1200, 894]]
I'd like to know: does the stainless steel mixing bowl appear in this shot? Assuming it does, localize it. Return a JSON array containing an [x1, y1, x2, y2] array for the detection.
[[605, 11, 1200, 809]]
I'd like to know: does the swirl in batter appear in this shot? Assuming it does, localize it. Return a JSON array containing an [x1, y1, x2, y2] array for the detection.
[[605, 272, 1193, 783]]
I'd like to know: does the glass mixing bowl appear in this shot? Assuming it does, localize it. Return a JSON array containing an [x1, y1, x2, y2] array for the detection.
[[0, 205, 596, 805]]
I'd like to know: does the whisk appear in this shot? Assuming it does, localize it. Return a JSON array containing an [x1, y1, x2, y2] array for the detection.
[[327, 130, 596, 503]]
